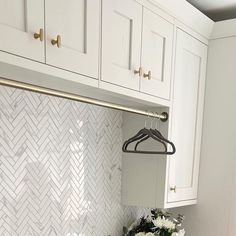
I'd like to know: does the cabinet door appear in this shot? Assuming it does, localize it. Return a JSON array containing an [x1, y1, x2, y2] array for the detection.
[[101, 0, 142, 90], [140, 8, 173, 100], [0, 0, 44, 62], [45, 0, 100, 78], [168, 29, 207, 203]]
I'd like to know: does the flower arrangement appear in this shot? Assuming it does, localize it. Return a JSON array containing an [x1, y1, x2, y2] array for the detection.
[[123, 209, 185, 236]]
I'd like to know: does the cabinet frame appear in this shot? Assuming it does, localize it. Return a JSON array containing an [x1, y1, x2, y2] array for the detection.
[[45, 0, 100, 79], [0, 0, 45, 62], [167, 28, 207, 203], [101, 0, 143, 90], [140, 7, 174, 99], [101, 1, 174, 100]]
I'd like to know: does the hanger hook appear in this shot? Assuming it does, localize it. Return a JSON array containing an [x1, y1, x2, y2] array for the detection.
[[150, 112, 156, 129], [148, 111, 152, 129], [149, 111, 153, 129], [155, 112, 158, 129], [145, 111, 150, 128], [157, 112, 161, 130]]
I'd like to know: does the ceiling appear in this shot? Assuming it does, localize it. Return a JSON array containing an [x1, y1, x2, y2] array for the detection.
[[187, 0, 236, 21]]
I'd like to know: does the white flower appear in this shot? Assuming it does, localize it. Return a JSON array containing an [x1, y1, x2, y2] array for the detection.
[[146, 233, 155, 236], [163, 218, 175, 230], [172, 233, 178, 236], [135, 233, 146, 236], [172, 229, 185, 236], [153, 217, 175, 230], [153, 217, 164, 228], [179, 229, 185, 236]]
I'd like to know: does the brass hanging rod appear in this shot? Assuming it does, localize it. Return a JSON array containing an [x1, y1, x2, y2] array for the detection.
[[0, 77, 168, 122]]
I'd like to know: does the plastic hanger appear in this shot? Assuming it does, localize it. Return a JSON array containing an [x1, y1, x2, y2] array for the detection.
[[122, 113, 176, 155], [123, 128, 168, 153], [133, 128, 175, 155]]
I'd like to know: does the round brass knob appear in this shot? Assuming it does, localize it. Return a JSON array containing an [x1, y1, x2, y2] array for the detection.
[[134, 67, 143, 77], [143, 71, 151, 80], [51, 35, 61, 48], [34, 28, 44, 42], [170, 186, 177, 193]]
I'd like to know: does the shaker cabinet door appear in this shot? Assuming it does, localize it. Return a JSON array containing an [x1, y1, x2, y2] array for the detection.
[[168, 29, 207, 203], [101, 0, 142, 90], [140, 8, 173, 100], [0, 0, 44, 62], [45, 0, 100, 78]]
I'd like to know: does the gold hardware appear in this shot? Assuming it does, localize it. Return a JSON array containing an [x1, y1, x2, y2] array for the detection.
[[170, 186, 177, 193], [134, 67, 143, 77], [51, 35, 62, 48], [34, 28, 44, 42], [0, 78, 168, 121], [143, 71, 151, 80]]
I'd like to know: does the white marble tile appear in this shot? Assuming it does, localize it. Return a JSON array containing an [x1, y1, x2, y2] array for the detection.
[[0, 86, 136, 236]]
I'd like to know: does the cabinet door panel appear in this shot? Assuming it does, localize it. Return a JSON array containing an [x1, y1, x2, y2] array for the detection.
[[168, 29, 207, 202], [140, 8, 173, 99], [101, 0, 142, 90], [0, 0, 44, 61], [46, 0, 100, 78]]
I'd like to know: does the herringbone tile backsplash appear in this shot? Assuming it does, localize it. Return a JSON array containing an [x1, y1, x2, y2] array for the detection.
[[0, 86, 138, 236]]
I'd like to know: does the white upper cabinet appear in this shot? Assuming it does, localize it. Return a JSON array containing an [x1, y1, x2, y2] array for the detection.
[[45, 0, 100, 78], [101, 0, 142, 90], [122, 29, 208, 209], [0, 0, 210, 208], [140, 8, 173, 99], [0, 0, 44, 62], [101, 1, 174, 100], [168, 29, 207, 203]]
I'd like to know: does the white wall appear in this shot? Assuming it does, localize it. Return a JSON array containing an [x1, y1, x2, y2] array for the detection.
[[177, 36, 236, 236]]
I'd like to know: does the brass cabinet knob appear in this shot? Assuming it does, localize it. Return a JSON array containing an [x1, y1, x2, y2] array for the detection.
[[34, 28, 44, 42], [170, 186, 177, 193], [143, 71, 151, 80], [51, 35, 62, 48], [134, 67, 143, 77]]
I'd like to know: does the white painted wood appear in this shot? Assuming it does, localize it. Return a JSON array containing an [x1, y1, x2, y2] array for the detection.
[[177, 30, 236, 236], [99, 81, 171, 107], [146, 0, 214, 39], [137, 0, 175, 24], [0, 0, 44, 61], [45, 0, 100, 78], [0, 0, 211, 111], [211, 18, 236, 39], [175, 20, 209, 46], [0, 0, 211, 210], [0, 51, 172, 111], [0, 51, 98, 89], [167, 29, 207, 203], [164, 199, 197, 208], [140, 8, 174, 99], [101, 0, 142, 90]]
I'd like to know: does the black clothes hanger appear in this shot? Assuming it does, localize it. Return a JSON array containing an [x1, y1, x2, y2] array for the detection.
[[123, 128, 168, 153], [122, 113, 176, 155], [133, 129, 175, 155]]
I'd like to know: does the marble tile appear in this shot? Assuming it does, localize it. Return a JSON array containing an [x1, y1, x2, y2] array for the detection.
[[0, 86, 136, 236]]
